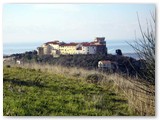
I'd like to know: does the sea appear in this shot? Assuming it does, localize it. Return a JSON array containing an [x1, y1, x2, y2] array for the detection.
[[3, 39, 140, 59]]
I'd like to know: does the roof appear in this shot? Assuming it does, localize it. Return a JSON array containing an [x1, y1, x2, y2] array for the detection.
[[43, 37, 106, 47], [82, 42, 91, 46], [45, 41, 60, 45], [99, 60, 111, 64], [81, 42, 97, 47], [60, 43, 78, 46], [95, 37, 105, 40], [90, 41, 98, 44]]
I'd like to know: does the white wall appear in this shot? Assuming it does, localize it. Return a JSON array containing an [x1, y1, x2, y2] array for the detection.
[[88, 46, 97, 54], [76, 46, 97, 54], [49, 44, 59, 49], [98, 61, 112, 69]]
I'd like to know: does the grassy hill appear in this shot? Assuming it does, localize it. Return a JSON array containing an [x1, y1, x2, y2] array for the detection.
[[3, 66, 134, 116]]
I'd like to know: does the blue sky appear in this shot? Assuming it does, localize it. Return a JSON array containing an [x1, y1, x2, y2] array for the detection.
[[3, 4, 155, 44]]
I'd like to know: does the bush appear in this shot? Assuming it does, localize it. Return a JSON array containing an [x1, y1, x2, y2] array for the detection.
[[129, 12, 155, 84], [3, 67, 134, 116], [86, 73, 104, 84], [6, 65, 11, 68]]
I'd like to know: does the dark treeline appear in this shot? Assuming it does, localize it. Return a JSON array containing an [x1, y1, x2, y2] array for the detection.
[[10, 51, 147, 81]]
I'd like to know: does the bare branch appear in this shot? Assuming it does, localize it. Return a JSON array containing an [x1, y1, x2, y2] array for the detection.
[[129, 12, 155, 84]]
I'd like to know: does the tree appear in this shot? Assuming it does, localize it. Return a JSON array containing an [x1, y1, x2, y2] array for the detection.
[[116, 49, 123, 55], [129, 12, 155, 84]]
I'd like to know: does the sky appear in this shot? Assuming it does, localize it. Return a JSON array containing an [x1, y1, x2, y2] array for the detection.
[[3, 4, 155, 44]]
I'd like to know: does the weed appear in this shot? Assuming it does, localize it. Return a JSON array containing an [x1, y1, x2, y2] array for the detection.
[[86, 73, 104, 84], [3, 66, 134, 116]]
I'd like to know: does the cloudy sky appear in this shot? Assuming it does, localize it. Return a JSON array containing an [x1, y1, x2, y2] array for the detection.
[[3, 4, 155, 44]]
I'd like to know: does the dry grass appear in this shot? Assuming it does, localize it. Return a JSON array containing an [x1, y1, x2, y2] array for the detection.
[[6, 62, 155, 115], [107, 74, 155, 115]]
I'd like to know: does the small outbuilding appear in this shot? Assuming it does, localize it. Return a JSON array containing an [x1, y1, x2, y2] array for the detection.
[[98, 60, 112, 69], [98, 60, 118, 72]]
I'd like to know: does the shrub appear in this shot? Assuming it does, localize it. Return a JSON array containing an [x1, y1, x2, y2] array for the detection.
[[6, 65, 11, 68], [129, 12, 155, 84], [86, 73, 104, 84]]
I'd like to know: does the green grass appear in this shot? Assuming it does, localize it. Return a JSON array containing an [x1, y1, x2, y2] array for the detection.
[[3, 66, 135, 116]]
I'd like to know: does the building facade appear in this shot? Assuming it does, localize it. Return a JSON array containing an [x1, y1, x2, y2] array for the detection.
[[37, 37, 107, 57]]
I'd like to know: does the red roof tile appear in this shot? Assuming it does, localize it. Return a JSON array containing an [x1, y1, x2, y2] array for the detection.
[[99, 60, 111, 64], [45, 41, 60, 45], [60, 43, 78, 46]]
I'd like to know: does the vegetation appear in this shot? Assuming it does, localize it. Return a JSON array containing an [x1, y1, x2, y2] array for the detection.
[[3, 10, 155, 117], [129, 12, 155, 84], [3, 63, 155, 116], [4, 66, 135, 116], [4, 14, 156, 114], [10, 51, 144, 77]]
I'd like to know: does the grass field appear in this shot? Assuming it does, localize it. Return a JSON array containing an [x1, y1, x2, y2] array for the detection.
[[3, 66, 135, 116]]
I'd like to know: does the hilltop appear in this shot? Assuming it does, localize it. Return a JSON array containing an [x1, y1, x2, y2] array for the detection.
[[4, 50, 146, 80], [3, 63, 155, 116], [4, 66, 134, 116]]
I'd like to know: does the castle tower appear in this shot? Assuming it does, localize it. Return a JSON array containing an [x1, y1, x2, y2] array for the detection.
[[94, 37, 106, 45], [94, 37, 107, 54]]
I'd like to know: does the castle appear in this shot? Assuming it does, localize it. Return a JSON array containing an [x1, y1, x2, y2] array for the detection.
[[37, 37, 107, 57]]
